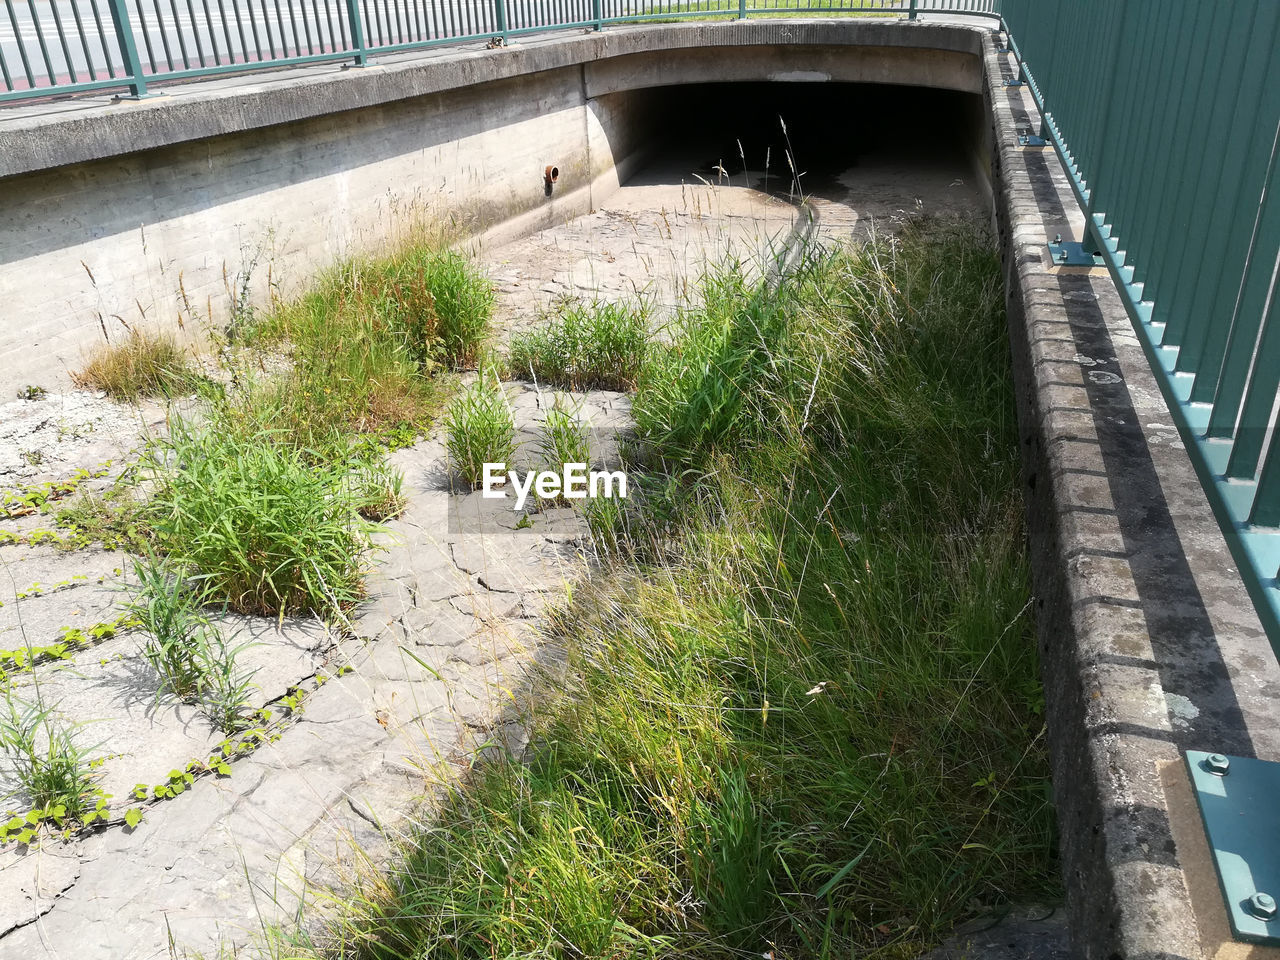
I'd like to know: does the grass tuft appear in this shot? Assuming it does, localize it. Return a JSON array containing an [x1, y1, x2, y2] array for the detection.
[[443, 376, 516, 488], [509, 300, 649, 391], [72, 328, 195, 401], [0, 697, 98, 819], [146, 419, 377, 617]]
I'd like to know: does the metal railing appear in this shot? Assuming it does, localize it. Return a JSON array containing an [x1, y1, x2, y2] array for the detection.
[[998, 0, 1280, 643], [0, 0, 995, 102]]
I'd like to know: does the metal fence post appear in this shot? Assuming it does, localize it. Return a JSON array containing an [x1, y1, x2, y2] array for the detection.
[[345, 0, 370, 66], [494, 0, 508, 43], [908, 0, 918, 20], [103, 0, 151, 97], [738, 0, 746, 19], [592, 0, 602, 31]]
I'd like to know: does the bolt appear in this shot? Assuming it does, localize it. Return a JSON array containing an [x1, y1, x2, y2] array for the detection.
[[1054, 234, 1062, 243], [1204, 753, 1231, 776], [1249, 892, 1277, 921], [1058, 250, 1069, 263]]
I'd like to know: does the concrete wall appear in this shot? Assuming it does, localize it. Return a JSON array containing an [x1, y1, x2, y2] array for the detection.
[[0, 73, 656, 391], [0, 20, 982, 395]]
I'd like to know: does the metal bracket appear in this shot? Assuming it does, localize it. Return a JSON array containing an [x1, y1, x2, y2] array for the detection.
[[1048, 234, 1104, 266], [1018, 133, 1048, 147], [1187, 751, 1280, 945], [1003, 77, 1024, 88]]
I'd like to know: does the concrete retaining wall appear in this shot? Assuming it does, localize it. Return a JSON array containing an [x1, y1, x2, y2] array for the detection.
[[0, 19, 982, 396]]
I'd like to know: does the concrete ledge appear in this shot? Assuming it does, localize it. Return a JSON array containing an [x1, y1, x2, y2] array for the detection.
[[985, 30, 1280, 960], [0, 19, 980, 179]]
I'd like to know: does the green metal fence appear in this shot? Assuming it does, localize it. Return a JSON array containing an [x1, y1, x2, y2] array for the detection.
[[997, 0, 1280, 644], [0, 0, 995, 102]]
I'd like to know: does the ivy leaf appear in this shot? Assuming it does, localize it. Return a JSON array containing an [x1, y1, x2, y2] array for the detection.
[[124, 808, 143, 829], [215, 763, 232, 777], [17, 829, 35, 845], [81, 811, 97, 825], [24, 810, 40, 826]]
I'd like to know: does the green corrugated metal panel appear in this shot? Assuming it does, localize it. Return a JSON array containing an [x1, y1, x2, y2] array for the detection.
[[1000, 0, 1280, 648]]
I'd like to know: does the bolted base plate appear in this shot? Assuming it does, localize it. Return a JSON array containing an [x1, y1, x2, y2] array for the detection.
[[1047, 238, 1103, 267], [1018, 133, 1048, 147], [1187, 750, 1280, 945], [1003, 77, 1024, 87]]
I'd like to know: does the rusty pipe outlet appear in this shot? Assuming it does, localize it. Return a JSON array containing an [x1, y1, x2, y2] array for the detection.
[[544, 164, 559, 193]]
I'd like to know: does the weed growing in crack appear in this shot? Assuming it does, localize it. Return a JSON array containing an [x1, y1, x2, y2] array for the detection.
[[537, 400, 591, 506], [0, 695, 98, 820], [509, 299, 649, 391], [196, 632, 259, 735], [55, 478, 154, 552], [146, 419, 376, 617], [126, 555, 220, 702], [126, 555, 258, 732], [352, 460, 408, 521], [229, 244, 492, 447], [444, 376, 516, 488]]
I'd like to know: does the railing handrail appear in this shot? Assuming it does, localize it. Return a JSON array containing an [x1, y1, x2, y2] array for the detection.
[[0, 0, 998, 105]]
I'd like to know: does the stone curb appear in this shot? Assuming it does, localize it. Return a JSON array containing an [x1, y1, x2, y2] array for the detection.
[[984, 29, 1280, 960]]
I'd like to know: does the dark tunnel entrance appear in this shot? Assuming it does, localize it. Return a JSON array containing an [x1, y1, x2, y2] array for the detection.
[[626, 82, 991, 231]]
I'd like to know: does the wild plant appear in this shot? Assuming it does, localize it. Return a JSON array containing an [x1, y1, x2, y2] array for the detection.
[[0, 695, 98, 819], [538, 399, 591, 473], [126, 554, 258, 732], [146, 418, 375, 616], [409, 249, 495, 369], [443, 376, 516, 488], [195, 632, 259, 735], [352, 459, 408, 521], [631, 265, 788, 465], [535, 399, 591, 506], [224, 245, 491, 446], [126, 555, 212, 701], [509, 300, 648, 391], [72, 327, 196, 400]]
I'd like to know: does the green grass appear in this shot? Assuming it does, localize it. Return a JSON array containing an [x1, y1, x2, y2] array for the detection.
[[125, 555, 258, 732], [145, 418, 377, 617], [288, 219, 1056, 959], [72, 327, 196, 401], [538, 399, 592, 482], [443, 375, 517, 487], [230, 244, 492, 449], [509, 300, 649, 391], [0, 696, 98, 820], [69, 241, 492, 616]]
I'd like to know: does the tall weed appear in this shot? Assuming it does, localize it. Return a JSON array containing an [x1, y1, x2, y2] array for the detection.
[[147, 419, 376, 616], [289, 220, 1056, 959]]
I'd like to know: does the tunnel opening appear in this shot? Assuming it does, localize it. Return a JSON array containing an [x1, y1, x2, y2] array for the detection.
[[620, 81, 990, 230]]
